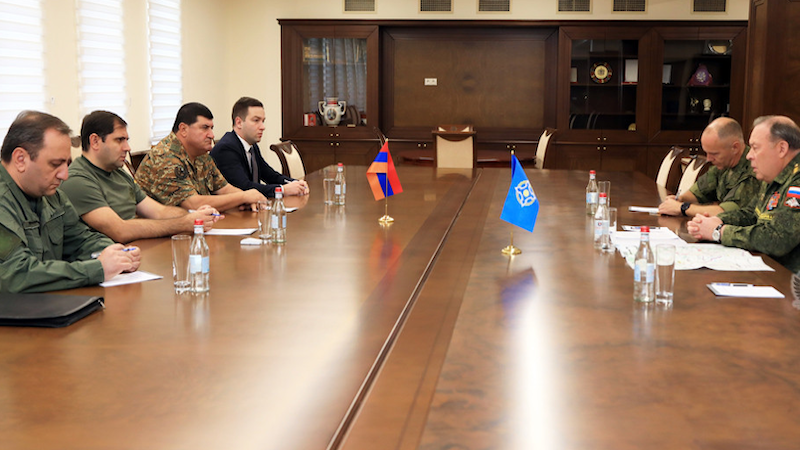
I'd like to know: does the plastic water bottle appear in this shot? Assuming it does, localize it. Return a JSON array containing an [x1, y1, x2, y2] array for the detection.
[[334, 162, 346, 205], [189, 219, 209, 293], [634, 226, 655, 302], [586, 170, 599, 215], [594, 192, 612, 252], [271, 186, 287, 244]]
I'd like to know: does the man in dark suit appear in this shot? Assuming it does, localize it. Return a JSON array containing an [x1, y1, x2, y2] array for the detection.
[[211, 97, 309, 197]]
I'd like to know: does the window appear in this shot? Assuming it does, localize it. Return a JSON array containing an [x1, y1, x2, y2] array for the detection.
[[77, 0, 127, 118], [148, 0, 182, 144], [0, 0, 45, 141]]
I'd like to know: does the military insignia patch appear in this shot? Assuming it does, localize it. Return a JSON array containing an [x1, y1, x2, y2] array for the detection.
[[174, 166, 188, 179], [767, 192, 781, 211], [785, 197, 800, 208], [787, 186, 800, 199]]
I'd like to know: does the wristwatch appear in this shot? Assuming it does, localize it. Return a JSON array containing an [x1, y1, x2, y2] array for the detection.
[[680, 202, 691, 217], [712, 223, 724, 243]]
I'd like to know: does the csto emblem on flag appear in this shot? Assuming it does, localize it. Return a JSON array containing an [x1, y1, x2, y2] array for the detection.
[[366, 140, 403, 201], [514, 180, 536, 207], [500, 156, 539, 232]]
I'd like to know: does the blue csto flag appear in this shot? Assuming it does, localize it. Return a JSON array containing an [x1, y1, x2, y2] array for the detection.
[[500, 156, 539, 232]]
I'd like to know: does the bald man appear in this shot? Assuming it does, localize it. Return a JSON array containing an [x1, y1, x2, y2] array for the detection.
[[659, 117, 760, 217]]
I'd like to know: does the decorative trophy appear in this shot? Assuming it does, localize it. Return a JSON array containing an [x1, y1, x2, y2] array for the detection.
[[318, 97, 347, 126]]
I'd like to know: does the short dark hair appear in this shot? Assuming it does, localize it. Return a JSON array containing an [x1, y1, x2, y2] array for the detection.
[[80, 110, 128, 152], [171, 102, 213, 133], [231, 97, 263, 127], [754, 115, 800, 150], [1, 111, 72, 163]]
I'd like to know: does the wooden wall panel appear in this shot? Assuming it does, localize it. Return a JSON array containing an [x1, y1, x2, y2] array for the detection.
[[384, 28, 553, 134]]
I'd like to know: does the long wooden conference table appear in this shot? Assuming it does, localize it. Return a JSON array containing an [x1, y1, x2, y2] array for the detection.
[[1, 166, 798, 449]]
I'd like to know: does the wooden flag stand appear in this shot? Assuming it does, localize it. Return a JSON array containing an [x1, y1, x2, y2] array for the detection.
[[501, 149, 521, 255]]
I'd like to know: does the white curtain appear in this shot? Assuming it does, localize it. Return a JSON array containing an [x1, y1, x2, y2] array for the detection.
[[304, 38, 367, 117]]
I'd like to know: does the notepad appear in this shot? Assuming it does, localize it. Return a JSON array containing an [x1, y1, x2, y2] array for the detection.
[[707, 283, 785, 298], [628, 206, 659, 214]]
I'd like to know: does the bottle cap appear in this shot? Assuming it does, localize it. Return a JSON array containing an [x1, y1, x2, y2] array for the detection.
[[599, 193, 607, 198], [275, 186, 283, 193], [194, 219, 204, 226], [337, 162, 343, 167], [590, 170, 596, 175], [640, 226, 649, 233]]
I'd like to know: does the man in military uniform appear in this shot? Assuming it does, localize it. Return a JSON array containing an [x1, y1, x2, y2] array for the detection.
[[659, 117, 760, 217], [60, 110, 221, 243], [688, 115, 800, 272], [0, 111, 141, 293], [134, 102, 266, 211]]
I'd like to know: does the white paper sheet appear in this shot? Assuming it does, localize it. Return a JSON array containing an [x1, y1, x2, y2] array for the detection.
[[707, 283, 785, 298], [204, 228, 258, 236], [100, 271, 162, 287]]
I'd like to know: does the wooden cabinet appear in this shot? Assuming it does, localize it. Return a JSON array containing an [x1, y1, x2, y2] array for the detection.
[[280, 21, 381, 173], [279, 21, 747, 175], [554, 26, 651, 172]]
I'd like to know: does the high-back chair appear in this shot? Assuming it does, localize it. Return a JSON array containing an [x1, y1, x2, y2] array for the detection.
[[432, 124, 476, 169], [676, 155, 711, 196], [534, 127, 556, 169], [269, 141, 306, 179], [262, 145, 284, 175], [655, 146, 686, 193]]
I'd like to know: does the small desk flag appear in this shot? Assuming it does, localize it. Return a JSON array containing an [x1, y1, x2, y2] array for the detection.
[[500, 156, 539, 232], [367, 140, 403, 201]]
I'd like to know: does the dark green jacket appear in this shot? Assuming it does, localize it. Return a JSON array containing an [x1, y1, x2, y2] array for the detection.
[[718, 152, 800, 272], [0, 164, 112, 293], [690, 146, 760, 212]]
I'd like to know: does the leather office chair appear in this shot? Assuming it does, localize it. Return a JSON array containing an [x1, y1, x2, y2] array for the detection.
[[269, 141, 306, 179], [534, 127, 556, 169], [433, 124, 476, 169], [655, 146, 686, 193], [675, 155, 711, 196]]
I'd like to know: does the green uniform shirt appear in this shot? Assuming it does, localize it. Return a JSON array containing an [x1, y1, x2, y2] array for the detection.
[[718, 152, 800, 273], [60, 155, 147, 220], [0, 164, 112, 293], [689, 146, 760, 212], [134, 132, 227, 207]]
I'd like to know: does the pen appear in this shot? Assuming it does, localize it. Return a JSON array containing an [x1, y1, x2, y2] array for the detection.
[[715, 283, 753, 287], [91, 247, 135, 259], [188, 210, 221, 216]]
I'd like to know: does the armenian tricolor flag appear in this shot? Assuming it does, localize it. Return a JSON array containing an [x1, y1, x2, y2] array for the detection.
[[366, 140, 403, 201]]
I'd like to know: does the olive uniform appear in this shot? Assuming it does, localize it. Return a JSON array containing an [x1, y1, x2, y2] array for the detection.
[[718, 152, 800, 272], [0, 164, 112, 293], [60, 155, 147, 221], [690, 146, 760, 212], [134, 132, 227, 207]]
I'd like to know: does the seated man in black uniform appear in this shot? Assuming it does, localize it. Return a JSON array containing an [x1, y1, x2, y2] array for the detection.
[[210, 97, 308, 197]]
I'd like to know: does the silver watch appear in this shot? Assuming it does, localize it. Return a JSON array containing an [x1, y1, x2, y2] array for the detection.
[[712, 224, 723, 243]]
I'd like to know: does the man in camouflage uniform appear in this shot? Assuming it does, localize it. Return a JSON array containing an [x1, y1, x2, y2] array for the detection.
[[689, 115, 800, 272], [659, 117, 760, 217], [135, 102, 266, 211], [0, 111, 141, 293]]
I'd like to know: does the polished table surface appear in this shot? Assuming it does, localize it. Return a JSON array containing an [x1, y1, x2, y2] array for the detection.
[[1, 167, 798, 450]]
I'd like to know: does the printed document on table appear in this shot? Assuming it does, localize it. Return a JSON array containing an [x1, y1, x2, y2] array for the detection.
[[616, 228, 686, 268], [628, 206, 659, 214], [675, 244, 775, 271], [100, 271, 162, 287], [204, 228, 258, 236]]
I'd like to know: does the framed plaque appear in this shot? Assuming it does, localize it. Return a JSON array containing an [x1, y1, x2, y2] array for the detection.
[[590, 62, 612, 84]]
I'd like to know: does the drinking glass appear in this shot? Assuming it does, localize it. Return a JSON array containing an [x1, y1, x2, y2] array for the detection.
[[171, 235, 191, 293], [656, 244, 676, 305]]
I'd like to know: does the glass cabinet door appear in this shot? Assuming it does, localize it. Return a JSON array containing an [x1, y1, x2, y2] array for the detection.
[[569, 38, 639, 130], [302, 37, 368, 126], [661, 39, 733, 130]]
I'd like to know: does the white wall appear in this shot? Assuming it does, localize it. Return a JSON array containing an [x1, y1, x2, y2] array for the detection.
[[30, 0, 749, 152]]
